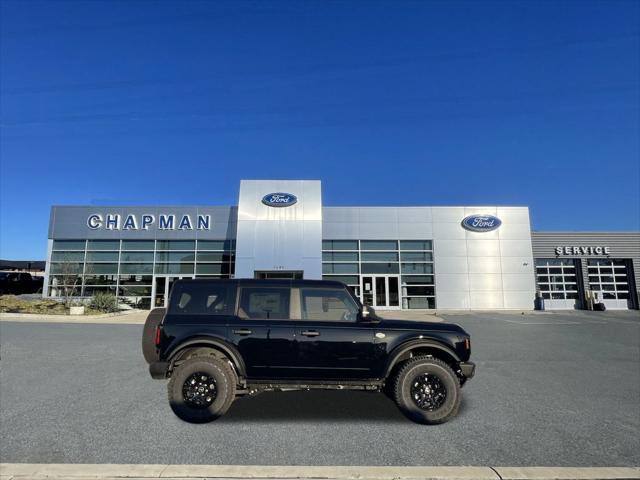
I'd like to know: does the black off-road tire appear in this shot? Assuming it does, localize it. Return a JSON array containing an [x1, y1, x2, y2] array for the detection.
[[141, 308, 166, 364], [168, 356, 236, 423], [393, 355, 461, 424]]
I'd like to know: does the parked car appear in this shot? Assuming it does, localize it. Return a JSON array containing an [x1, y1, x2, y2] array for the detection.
[[0, 272, 43, 295], [142, 279, 475, 424]]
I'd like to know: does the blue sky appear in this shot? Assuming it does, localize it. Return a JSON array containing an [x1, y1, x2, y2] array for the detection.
[[1, 0, 638, 260]]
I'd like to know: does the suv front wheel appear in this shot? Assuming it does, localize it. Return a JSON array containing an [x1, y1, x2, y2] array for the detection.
[[393, 356, 461, 424], [168, 356, 236, 423]]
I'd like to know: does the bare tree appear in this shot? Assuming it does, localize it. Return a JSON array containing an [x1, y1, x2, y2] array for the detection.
[[51, 254, 82, 308]]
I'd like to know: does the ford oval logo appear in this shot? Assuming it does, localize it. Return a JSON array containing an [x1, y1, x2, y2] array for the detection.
[[261, 192, 298, 207], [461, 214, 502, 232]]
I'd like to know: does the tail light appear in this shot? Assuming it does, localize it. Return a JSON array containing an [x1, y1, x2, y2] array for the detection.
[[464, 338, 471, 350], [155, 326, 162, 346]]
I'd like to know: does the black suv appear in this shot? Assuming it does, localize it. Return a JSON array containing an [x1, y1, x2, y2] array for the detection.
[[142, 279, 475, 424]]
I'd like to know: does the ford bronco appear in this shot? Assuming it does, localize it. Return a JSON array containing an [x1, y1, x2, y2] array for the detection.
[[142, 279, 475, 424]]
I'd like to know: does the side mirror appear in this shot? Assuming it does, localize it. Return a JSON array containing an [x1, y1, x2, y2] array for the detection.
[[359, 305, 379, 323]]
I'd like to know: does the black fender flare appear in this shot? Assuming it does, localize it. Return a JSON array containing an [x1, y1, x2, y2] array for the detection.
[[167, 337, 246, 377], [383, 339, 460, 378]]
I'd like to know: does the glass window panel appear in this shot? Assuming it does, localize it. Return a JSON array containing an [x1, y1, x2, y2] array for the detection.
[[119, 275, 153, 285], [84, 286, 117, 296], [86, 240, 119, 250], [590, 283, 600, 291], [603, 292, 616, 299], [400, 240, 433, 251], [156, 240, 195, 251], [539, 284, 550, 291], [602, 284, 616, 291], [197, 264, 231, 275], [551, 293, 565, 299], [156, 252, 196, 262], [401, 263, 433, 274], [361, 252, 399, 262], [197, 240, 234, 251], [239, 287, 290, 319], [155, 263, 195, 275], [618, 292, 630, 299], [360, 240, 397, 251], [121, 240, 155, 250], [537, 276, 549, 283], [404, 286, 435, 296], [600, 268, 613, 274], [52, 240, 86, 251], [121, 297, 151, 309], [551, 275, 564, 283], [565, 292, 579, 299], [50, 262, 84, 274], [403, 297, 435, 309], [361, 263, 400, 274], [615, 275, 628, 283], [322, 275, 360, 285], [549, 268, 562, 274], [84, 275, 117, 285], [119, 263, 154, 274], [401, 275, 434, 285], [300, 288, 359, 322], [120, 251, 154, 263], [401, 252, 433, 262], [86, 252, 119, 262], [322, 263, 359, 274], [322, 240, 358, 251], [196, 252, 232, 263], [322, 252, 359, 262], [118, 285, 153, 296], [51, 251, 85, 262], [84, 263, 118, 274], [599, 276, 615, 283], [48, 275, 82, 286]]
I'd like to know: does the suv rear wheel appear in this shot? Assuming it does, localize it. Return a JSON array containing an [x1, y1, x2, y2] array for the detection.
[[168, 356, 236, 423], [393, 355, 460, 424]]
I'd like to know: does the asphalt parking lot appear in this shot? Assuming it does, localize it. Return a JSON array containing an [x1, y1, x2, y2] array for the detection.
[[0, 310, 638, 466]]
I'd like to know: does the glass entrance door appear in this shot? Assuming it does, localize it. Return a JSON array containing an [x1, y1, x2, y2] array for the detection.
[[361, 275, 400, 309], [153, 275, 193, 308]]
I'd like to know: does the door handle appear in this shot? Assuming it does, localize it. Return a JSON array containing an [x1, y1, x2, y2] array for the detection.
[[232, 329, 253, 336], [301, 330, 320, 337]]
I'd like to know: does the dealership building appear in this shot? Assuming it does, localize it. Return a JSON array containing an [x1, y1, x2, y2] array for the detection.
[[44, 180, 640, 311]]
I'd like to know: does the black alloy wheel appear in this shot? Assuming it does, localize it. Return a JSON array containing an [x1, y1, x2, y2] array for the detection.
[[410, 373, 447, 411], [182, 372, 218, 409]]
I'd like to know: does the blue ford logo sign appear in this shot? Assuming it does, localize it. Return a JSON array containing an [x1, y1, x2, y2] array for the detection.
[[461, 214, 502, 232], [261, 193, 298, 207]]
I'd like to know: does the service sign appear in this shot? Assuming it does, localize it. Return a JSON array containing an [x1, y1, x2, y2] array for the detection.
[[461, 214, 502, 232], [261, 193, 298, 207]]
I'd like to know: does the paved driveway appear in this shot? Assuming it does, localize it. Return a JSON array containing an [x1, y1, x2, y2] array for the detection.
[[0, 310, 638, 466]]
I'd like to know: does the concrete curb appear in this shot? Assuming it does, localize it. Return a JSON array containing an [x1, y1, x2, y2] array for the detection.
[[0, 310, 146, 324], [1, 464, 638, 480]]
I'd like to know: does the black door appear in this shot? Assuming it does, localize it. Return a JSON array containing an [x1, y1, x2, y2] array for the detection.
[[293, 287, 379, 379], [233, 286, 296, 378]]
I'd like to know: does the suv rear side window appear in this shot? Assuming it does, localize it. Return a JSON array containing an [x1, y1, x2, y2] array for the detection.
[[170, 282, 233, 315], [239, 287, 290, 319], [300, 288, 359, 322]]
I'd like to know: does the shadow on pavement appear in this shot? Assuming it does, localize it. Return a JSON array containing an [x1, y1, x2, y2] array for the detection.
[[219, 390, 470, 423]]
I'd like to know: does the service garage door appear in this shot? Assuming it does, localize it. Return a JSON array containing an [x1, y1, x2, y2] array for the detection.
[[535, 258, 581, 309], [587, 259, 633, 310]]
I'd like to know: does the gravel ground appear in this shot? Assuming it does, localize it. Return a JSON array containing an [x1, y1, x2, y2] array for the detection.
[[0, 310, 638, 466]]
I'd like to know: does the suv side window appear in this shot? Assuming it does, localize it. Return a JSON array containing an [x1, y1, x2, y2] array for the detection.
[[170, 282, 233, 315], [239, 287, 290, 319], [300, 288, 359, 322]]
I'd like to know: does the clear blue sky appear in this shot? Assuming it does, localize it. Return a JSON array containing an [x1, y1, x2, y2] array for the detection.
[[1, 0, 638, 260]]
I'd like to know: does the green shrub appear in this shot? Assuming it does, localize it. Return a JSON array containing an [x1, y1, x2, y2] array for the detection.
[[89, 293, 119, 313]]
